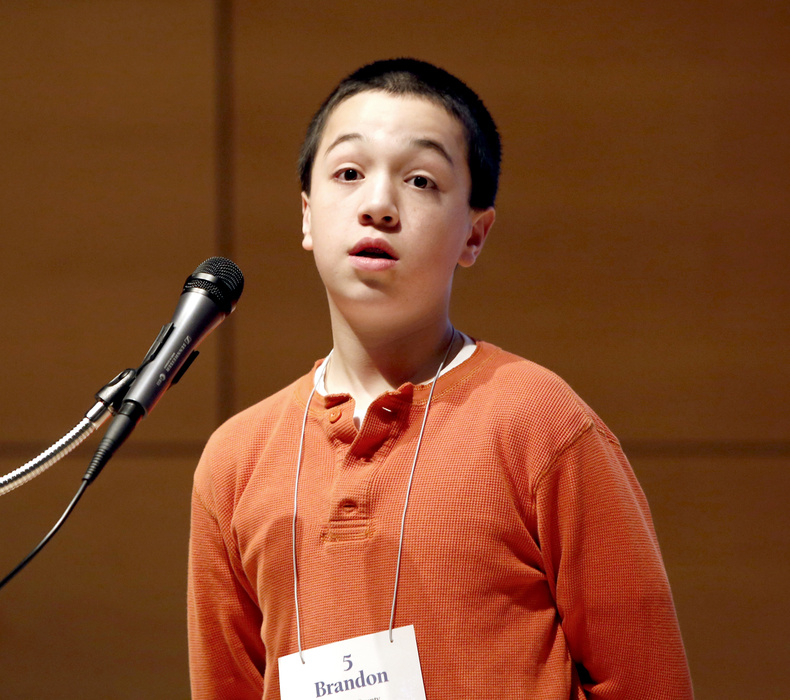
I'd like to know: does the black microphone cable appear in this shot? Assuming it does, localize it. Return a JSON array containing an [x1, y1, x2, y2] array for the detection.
[[0, 480, 90, 591]]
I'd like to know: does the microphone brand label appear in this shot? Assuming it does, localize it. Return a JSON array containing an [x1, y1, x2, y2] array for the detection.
[[158, 335, 192, 385]]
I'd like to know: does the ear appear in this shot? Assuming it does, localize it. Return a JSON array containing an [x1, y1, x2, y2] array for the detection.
[[301, 192, 313, 251], [457, 207, 495, 268]]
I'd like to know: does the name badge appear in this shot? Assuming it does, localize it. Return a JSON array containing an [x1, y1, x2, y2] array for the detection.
[[278, 625, 427, 700]]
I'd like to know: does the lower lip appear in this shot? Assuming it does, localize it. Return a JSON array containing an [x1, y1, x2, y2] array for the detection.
[[349, 255, 398, 272]]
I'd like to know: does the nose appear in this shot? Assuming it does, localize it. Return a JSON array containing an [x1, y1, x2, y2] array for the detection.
[[358, 176, 399, 228]]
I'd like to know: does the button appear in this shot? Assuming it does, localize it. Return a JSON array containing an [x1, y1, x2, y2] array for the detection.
[[379, 401, 397, 416], [340, 499, 357, 513], [328, 408, 342, 423]]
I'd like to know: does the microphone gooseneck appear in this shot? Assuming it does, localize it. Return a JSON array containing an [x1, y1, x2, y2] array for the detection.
[[0, 368, 137, 497]]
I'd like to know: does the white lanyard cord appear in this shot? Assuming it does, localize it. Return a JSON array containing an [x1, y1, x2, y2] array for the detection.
[[292, 350, 332, 663], [292, 378, 319, 664], [388, 333, 455, 641], [292, 333, 456, 660]]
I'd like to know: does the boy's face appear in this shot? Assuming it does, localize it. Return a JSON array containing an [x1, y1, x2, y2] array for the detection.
[[301, 90, 494, 326]]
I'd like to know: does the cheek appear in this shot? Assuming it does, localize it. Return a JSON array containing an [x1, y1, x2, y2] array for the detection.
[[306, 217, 342, 268], [303, 204, 331, 242], [308, 195, 352, 235], [426, 212, 473, 257]]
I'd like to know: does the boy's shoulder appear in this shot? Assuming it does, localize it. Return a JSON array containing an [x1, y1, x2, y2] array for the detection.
[[462, 340, 604, 453], [465, 341, 594, 417], [192, 363, 317, 503], [214, 372, 310, 440]]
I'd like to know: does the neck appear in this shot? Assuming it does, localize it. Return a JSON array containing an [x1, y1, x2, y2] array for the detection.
[[323, 305, 459, 402]]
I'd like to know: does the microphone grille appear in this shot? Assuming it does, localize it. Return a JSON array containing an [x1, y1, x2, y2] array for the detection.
[[184, 257, 245, 311]]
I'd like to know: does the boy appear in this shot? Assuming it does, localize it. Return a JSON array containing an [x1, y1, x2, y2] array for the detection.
[[188, 58, 693, 699]]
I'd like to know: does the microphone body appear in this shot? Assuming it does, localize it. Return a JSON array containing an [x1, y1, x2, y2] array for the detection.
[[84, 257, 244, 482], [123, 290, 225, 417]]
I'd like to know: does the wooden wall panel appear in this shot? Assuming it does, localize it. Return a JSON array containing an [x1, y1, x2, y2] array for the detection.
[[0, 3, 214, 698], [636, 454, 790, 700], [0, 2, 218, 445], [0, 1, 787, 698], [0, 455, 192, 698]]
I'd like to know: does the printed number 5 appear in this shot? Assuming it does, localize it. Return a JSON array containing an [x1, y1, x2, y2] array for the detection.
[[343, 654, 353, 671]]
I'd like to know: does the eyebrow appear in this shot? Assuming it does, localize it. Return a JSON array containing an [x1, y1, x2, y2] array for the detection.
[[324, 133, 363, 156], [323, 133, 455, 166], [410, 138, 454, 165]]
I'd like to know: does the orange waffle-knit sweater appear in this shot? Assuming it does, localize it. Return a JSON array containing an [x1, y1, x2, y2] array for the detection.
[[188, 342, 693, 699]]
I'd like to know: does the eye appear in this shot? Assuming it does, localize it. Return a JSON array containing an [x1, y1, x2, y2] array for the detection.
[[335, 168, 362, 182], [408, 175, 436, 190]]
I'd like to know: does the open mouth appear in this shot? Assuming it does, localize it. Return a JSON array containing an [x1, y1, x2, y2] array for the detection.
[[350, 239, 399, 261], [353, 247, 395, 259]]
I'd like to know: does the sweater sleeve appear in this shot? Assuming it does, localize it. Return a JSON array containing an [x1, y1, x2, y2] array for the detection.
[[188, 458, 266, 698], [534, 418, 694, 699]]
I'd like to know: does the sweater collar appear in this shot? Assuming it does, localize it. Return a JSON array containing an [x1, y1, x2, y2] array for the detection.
[[294, 340, 499, 412]]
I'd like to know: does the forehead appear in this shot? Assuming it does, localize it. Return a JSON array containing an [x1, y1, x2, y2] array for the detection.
[[317, 91, 467, 159]]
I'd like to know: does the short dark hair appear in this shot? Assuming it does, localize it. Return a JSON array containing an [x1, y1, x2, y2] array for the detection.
[[298, 58, 501, 210]]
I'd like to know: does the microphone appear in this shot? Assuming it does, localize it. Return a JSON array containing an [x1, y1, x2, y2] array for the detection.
[[84, 257, 244, 482]]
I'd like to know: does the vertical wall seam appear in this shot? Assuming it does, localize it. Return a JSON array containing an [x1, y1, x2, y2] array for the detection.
[[214, 0, 235, 424]]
